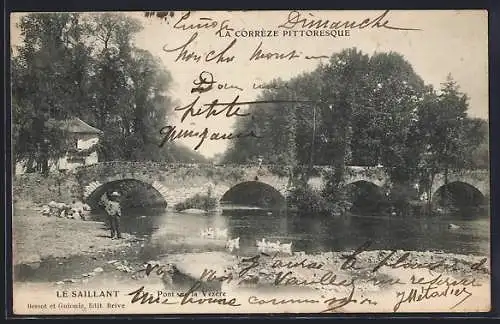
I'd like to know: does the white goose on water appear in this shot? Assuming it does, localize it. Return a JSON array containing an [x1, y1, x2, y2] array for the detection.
[[226, 237, 240, 252], [256, 238, 268, 253], [256, 238, 293, 254], [268, 240, 281, 253]]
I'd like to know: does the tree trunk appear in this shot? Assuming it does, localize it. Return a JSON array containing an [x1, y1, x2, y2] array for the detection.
[[40, 140, 50, 176], [333, 106, 352, 188], [334, 137, 346, 185], [427, 172, 435, 216], [25, 152, 36, 173], [306, 105, 316, 180], [443, 165, 449, 209]]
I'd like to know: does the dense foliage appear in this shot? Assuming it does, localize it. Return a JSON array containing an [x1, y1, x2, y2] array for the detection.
[[12, 13, 206, 174], [174, 194, 218, 212], [222, 48, 487, 215], [223, 48, 488, 186]]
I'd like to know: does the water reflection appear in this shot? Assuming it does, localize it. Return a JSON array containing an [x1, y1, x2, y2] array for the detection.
[[90, 205, 489, 257]]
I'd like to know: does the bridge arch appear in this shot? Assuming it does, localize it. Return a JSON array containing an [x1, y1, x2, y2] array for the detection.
[[83, 177, 169, 209], [432, 181, 486, 210], [220, 181, 286, 209], [345, 179, 383, 188], [344, 180, 387, 214]]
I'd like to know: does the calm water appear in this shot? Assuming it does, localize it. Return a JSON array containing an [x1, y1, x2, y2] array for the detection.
[[93, 206, 490, 257], [14, 206, 489, 282]]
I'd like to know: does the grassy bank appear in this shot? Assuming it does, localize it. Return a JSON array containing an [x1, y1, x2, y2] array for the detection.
[[12, 203, 138, 265], [174, 193, 218, 212]]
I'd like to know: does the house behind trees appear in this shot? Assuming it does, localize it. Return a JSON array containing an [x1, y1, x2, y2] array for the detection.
[[15, 118, 103, 174]]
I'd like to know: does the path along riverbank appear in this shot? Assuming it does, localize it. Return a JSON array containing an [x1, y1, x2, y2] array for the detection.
[[13, 202, 141, 266]]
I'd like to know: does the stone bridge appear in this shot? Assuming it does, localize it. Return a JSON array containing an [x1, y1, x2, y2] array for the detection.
[[75, 162, 489, 209]]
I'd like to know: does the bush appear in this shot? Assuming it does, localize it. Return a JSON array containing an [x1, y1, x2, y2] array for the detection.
[[388, 183, 419, 217], [287, 184, 330, 215], [287, 175, 353, 217], [174, 193, 218, 212]]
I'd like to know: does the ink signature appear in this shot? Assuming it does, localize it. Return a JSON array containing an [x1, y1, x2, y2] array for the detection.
[[393, 275, 481, 311]]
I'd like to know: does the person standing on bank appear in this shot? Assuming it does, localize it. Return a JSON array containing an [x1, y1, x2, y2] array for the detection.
[[100, 191, 122, 239]]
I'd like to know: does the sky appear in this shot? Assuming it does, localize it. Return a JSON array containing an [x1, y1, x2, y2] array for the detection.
[[11, 10, 489, 158]]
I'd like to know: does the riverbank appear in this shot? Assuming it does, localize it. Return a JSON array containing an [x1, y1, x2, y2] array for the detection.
[[12, 248, 491, 314], [13, 203, 141, 266]]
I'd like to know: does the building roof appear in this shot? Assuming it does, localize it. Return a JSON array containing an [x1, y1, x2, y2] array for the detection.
[[59, 118, 103, 134]]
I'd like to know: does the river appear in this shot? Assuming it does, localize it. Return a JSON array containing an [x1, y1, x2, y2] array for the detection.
[[93, 206, 490, 257], [13, 205, 489, 283]]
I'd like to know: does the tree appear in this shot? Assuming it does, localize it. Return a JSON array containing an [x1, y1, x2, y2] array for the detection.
[[317, 49, 371, 187], [12, 12, 206, 172], [416, 75, 484, 209], [366, 52, 427, 185], [224, 48, 425, 186], [85, 13, 142, 160], [222, 50, 486, 216], [223, 78, 298, 165], [461, 118, 488, 169], [12, 13, 88, 173]]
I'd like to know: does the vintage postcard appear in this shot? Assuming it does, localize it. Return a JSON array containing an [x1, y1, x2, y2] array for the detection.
[[10, 10, 490, 315]]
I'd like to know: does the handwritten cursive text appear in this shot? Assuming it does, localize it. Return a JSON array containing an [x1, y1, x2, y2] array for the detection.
[[163, 32, 236, 63], [278, 10, 421, 31]]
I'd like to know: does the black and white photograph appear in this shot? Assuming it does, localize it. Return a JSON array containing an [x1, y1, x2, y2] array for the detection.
[[9, 10, 490, 314]]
